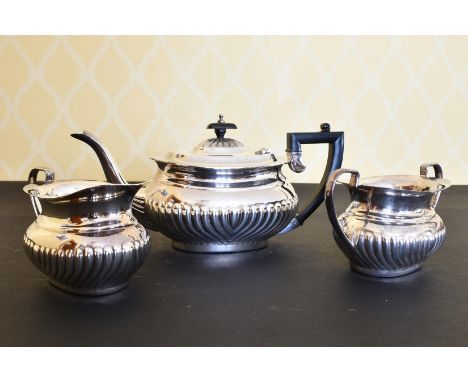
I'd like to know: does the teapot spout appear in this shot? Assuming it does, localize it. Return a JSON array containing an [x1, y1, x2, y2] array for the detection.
[[71, 131, 127, 184]]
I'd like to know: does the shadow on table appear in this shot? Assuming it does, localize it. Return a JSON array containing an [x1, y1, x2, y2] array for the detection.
[[155, 240, 294, 271]]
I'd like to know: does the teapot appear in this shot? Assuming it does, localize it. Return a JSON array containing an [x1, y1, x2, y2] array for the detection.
[[23, 167, 150, 295], [325, 164, 451, 277], [75, 115, 344, 253]]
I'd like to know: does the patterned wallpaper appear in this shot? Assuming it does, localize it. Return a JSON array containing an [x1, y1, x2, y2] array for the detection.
[[0, 36, 466, 183]]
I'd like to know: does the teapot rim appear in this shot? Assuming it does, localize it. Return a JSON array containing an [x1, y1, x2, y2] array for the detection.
[[150, 156, 287, 171]]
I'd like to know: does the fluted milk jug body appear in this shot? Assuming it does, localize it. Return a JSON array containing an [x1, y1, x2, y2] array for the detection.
[[23, 167, 150, 296]]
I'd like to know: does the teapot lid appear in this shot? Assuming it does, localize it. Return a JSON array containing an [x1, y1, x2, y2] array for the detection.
[[156, 115, 283, 169], [197, 114, 245, 155]]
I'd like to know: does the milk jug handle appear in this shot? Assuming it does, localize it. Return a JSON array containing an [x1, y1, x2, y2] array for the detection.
[[325, 168, 360, 252], [28, 167, 55, 185], [27, 167, 54, 217], [420, 163, 443, 179]]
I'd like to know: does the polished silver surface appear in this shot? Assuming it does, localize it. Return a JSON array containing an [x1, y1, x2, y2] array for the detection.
[[325, 163, 450, 277], [23, 167, 150, 295], [198, 136, 244, 150], [142, 121, 300, 252], [287, 151, 306, 173], [146, 191, 297, 253], [172, 241, 268, 253], [132, 183, 158, 231]]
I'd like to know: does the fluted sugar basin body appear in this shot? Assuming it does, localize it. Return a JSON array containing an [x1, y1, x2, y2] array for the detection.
[[326, 167, 450, 277], [336, 185, 446, 277]]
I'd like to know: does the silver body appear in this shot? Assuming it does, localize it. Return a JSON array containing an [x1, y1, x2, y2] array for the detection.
[[139, 161, 298, 253], [23, 168, 150, 295], [325, 164, 450, 277]]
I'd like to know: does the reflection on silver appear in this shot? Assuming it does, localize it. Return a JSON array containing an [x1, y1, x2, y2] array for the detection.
[[142, 147, 299, 253], [325, 163, 451, 277], [23, 167, 150, 295], [287, 152, 306, 173], [147, 196, 297, 253]]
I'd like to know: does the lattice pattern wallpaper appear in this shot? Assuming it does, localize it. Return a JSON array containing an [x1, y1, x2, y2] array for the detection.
[[0, 36, 466, 183]]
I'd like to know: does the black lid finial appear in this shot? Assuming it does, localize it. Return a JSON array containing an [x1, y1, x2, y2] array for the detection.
[[207, 114, 237, 139], [320, 123, 331, 132]]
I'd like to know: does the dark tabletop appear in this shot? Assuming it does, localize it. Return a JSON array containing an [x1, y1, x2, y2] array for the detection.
[[0, 182, 467, 346]]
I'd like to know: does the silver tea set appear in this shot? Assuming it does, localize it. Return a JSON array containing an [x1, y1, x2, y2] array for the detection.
[[22, 115, 451, 295]]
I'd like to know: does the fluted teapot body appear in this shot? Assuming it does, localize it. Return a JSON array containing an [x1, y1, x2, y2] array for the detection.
[[143, 151, 299, 253], [132, 116, 345, 253]]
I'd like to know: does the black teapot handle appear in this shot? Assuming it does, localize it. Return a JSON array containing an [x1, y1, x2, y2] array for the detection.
[[281, 124, 344, 232]]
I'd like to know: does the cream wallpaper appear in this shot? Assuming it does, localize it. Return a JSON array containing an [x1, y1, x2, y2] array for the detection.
[[0, 35, 466, 183]]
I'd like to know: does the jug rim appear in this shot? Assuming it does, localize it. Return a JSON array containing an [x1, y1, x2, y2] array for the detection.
[[23, 179, 142, 200], [338, 174, 451, 195]]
